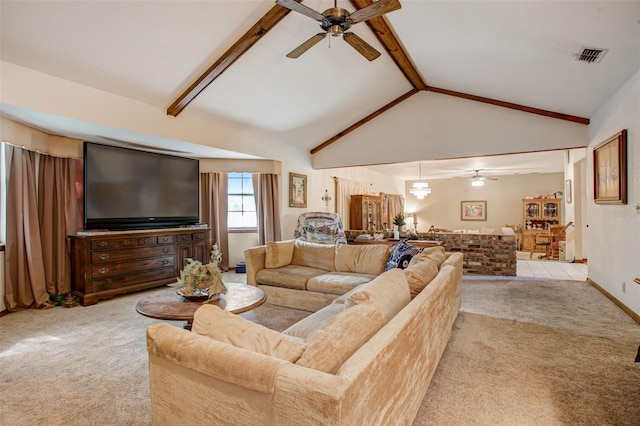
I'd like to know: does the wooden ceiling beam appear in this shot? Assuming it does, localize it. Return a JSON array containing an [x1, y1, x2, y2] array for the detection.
[[426, 86, 590, 125], [166, 2, 299, 117], [311, 89, 418, 154], [350, 0, 427, 91]]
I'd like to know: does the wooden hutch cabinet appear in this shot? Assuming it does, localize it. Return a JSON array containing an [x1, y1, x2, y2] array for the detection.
[[70, 227, 211, 305], [350, 194, 383, 231], [521, 198, 562, 251]]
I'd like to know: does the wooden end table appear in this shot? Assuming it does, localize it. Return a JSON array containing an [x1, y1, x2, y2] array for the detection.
[[135, 282, 266, 329]]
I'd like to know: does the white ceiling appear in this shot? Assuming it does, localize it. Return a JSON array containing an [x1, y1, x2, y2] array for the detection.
[[1, 0, 638, 180]]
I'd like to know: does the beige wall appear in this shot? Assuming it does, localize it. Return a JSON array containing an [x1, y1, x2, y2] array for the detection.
[[586, 69, 640, 317], [404, 173, 565, 233]]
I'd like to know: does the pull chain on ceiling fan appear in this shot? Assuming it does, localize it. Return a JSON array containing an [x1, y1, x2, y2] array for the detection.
[[276, 0, 401, 60]]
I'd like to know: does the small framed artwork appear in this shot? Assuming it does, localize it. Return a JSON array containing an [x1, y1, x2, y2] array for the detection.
[[461, 200, 487, 221], [565, 179, 572, 204], [289, 172, 307, 208], [593, 129, 627, 204]]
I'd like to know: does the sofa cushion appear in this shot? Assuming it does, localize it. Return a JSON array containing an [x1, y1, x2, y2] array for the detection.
[[291, 240, 336, 272], [192, 305, 306, 363], [334, 244, 390, 275], [408, 246, 447, 268], [306, 272, 375, 295], [385, 241, 423, 271], [283, 303, 345, 341], [295, 303, 385, 374], [403, 257, 439, 298], [256, 265, 326, 290], [343, 268, 410, 323], [265, 239, 295, 269]]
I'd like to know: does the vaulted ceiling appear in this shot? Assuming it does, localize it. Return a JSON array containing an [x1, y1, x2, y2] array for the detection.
[[1, 1, 639, 179]]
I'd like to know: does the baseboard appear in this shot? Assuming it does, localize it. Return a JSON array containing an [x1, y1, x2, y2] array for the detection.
[[574, 258, 588, 264], [587, 278, 640, 324]]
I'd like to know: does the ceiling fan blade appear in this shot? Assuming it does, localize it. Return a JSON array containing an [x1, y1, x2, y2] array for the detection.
[[343, 32, 381, 61], [349, 0, 401, 24], [276, 0, 325, 22], [286, 33, 327, 58]]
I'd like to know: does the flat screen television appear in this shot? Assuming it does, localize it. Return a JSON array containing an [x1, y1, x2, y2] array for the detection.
[[83, 142, 200, 230]]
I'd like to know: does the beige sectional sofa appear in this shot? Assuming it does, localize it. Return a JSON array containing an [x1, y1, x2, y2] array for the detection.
[[244, 239, 394, 311], [146, 242, 463, 425]]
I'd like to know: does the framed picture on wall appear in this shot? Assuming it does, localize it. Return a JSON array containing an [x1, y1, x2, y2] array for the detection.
[[593, 129, 627, 204], [461, 200, 487, 221], [289, 172, 307, 208]]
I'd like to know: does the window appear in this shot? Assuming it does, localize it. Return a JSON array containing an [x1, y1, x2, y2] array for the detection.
[[228, 172, 257, 229]]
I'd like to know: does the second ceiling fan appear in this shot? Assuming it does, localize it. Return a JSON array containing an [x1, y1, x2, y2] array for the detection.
[[276, 0, 401, 60]]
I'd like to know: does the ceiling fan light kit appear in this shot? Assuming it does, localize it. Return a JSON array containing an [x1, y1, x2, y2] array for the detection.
[[276, 0, 400, 60], [471, 178, 484, 187]]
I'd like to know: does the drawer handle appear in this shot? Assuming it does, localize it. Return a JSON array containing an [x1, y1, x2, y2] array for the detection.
[[122, 240, 131, 246], [162, 247, 169, 253], [98, 268, 109, 275], [162, 259, 170, 265], [99, 254, 109, 261], [143, 238, 150, 244], [98, 241, 108, 248]]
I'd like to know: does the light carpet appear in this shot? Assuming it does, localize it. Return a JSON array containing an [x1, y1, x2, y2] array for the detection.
[[1, 276, 638, 425]]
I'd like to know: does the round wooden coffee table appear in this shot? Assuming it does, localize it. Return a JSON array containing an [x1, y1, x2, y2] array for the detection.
[[136, 283, 266, 329]]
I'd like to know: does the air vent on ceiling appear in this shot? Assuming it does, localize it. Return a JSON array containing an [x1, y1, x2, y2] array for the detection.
[[576, 47, 608, 63]]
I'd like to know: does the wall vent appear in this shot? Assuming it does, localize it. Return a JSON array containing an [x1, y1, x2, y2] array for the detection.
[[576, 47, 608, 63]]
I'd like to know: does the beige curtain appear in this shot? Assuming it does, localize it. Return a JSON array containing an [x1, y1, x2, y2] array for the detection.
[[4, 145, 50, 311], [38, 155, 80, 295], [252, 173, 281, 244], [382, 193, 405, 228], [200, 172, 229, 271], [334, 177, 375, 229]]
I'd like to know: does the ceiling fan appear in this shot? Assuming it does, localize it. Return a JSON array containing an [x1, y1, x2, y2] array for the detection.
[[276, 0, 401, 61], [467, 170, 498, 187]]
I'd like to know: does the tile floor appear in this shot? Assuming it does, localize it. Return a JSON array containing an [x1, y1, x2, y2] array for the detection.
[[516, 258, 588, 281]]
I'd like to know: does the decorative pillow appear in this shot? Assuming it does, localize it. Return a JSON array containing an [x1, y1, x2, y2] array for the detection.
[[192, 305, 306, 363], [344, 268, 410, 323], [265, 239, 295, 269], [295, 303, 384, 374], [385, 241, 423, 271]]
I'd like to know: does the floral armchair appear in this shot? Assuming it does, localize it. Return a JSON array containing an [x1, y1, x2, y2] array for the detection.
[[293, 212, 347, 245]]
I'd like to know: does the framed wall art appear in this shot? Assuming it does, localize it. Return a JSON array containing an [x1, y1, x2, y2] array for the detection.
[[461, 200, 487, 221], [289, 172, 307, 208], [593, 129, 627, 204]]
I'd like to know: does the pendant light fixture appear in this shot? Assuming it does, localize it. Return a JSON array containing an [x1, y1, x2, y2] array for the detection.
[[410, 162, 431, 199]]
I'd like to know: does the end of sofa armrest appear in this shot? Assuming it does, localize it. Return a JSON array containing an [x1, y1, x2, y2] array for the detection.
[[146, 322, 287, 394], [244, 245, 266, 286]]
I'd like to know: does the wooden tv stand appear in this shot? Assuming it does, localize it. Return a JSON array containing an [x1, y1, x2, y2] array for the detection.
[[70, 227, 211, 306]]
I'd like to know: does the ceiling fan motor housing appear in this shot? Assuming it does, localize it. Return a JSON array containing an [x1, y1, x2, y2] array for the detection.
[[321, 8, 352, 35]]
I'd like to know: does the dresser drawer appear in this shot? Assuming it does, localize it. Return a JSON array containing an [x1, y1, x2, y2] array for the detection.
[[137, 236, 157, 246], [177, 233, 192, 242], [91, 245, 175, 264], [193, 232, 207, 242], [91, 238, 136, 250], [158, 235, 175, 245], [92, 267, 176, 292], [91, 256, 175, 278]]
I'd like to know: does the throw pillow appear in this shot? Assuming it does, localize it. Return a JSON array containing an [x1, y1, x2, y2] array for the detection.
[[192, 305, 306, 363], [407, 246, 446, 268], [265, 239, 295, 269], [385, 241, 423, 271], [403, 258, 439, 298]]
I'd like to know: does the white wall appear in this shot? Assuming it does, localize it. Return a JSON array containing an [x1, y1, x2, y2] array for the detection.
[[405, 173, 564, 233], [586, 69, 640, 317]]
